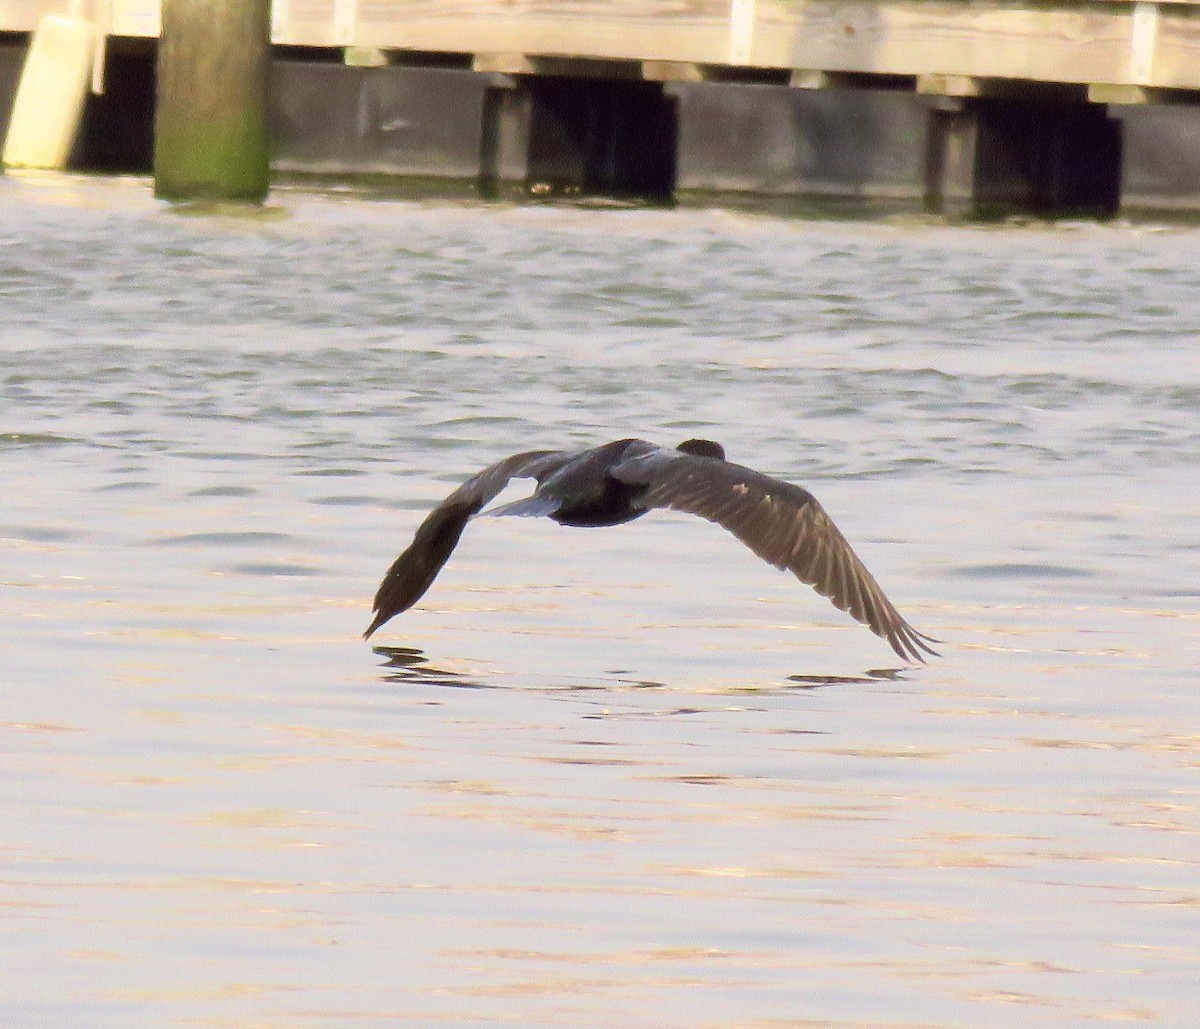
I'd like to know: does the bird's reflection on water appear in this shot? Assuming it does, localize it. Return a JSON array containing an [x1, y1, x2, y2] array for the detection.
[[372, 645, 492, 689], [786, 667, 908, 689], [374, 645, 910, 692]]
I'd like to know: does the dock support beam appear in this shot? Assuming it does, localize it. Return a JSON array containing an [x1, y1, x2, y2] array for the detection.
[[479, 83, 532, 197], [154, 0, 271, 201]]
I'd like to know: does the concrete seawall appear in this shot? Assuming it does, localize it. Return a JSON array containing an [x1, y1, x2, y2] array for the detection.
[[4, 38, 1200, 216], [267, 57, 1200, 217]]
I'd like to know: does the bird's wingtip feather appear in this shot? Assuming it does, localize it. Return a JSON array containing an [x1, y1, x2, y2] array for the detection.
[[363, 609, 388, 640]]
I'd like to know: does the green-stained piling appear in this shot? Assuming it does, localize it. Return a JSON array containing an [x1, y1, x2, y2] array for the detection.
[[154, 0, 271, 202]]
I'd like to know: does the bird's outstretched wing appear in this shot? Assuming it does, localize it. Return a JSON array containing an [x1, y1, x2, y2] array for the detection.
[[365, 450, 574, 638], [612, 448, 938, 662]]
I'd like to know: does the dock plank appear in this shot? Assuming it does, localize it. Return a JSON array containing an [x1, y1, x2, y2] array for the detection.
[[6, 0, 1200, 93], [350, 1, 733, 63]]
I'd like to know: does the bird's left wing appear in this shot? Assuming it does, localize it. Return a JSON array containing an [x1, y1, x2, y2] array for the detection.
[[612, 448, 937, 662], [366, 449, 575, 638]]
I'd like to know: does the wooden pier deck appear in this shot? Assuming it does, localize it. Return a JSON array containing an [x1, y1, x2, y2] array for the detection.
[[4, 0, 1200, 103], [6, 0, 1200, 213]]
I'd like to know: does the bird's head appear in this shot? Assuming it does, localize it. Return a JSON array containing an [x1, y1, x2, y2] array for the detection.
[[676, 439, 726, 461]]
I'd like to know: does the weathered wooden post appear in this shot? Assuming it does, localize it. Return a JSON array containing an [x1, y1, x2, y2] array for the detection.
[[2, 6, 97, 171], [154, 0, 271, 201]]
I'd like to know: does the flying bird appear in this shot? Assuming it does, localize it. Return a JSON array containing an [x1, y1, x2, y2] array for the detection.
[[366, 438, 939, 662]]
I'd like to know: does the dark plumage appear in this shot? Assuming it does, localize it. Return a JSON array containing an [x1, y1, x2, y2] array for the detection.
[[366, 438, 939, 662]]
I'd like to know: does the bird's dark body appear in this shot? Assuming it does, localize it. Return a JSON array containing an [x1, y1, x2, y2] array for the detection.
[[365, 437, 939, 662], [550, 488, 645, 528], [542, 439, 648, 528]]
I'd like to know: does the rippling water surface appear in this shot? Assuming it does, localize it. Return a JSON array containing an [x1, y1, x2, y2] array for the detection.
[[2, 173, 1197, 1027]]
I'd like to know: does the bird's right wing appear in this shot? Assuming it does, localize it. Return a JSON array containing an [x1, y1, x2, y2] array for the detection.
[[365, 450, 575, 638], [612, 448, 938, 662]]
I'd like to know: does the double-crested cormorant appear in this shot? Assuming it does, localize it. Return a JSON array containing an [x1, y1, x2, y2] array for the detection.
[[366, 438, 939, 662]]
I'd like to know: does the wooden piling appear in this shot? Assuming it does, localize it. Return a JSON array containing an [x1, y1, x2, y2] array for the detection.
[[153, 0, 270, 202], [2, 13, 96, 170]]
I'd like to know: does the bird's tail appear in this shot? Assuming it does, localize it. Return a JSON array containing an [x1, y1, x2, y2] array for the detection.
[[483, 496, 562, 518]]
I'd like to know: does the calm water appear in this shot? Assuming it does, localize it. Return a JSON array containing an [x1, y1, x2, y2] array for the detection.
[[2, 173, 1197, 1028]]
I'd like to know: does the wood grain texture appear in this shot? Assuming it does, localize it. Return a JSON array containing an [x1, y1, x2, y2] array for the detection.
[[753, 1, 1132, 83], [9, 0, 1200, 91], [352, 1, 733, 62], [0, 0, 59, 32], [108, 0, 161, 37]]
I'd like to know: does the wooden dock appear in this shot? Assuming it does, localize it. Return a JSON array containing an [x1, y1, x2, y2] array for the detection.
[[5, 0, 1200, 212], [4, 0, 1200, 102]]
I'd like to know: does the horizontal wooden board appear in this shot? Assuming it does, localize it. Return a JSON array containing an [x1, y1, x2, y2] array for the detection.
[[4, 0, 1200, 91]]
